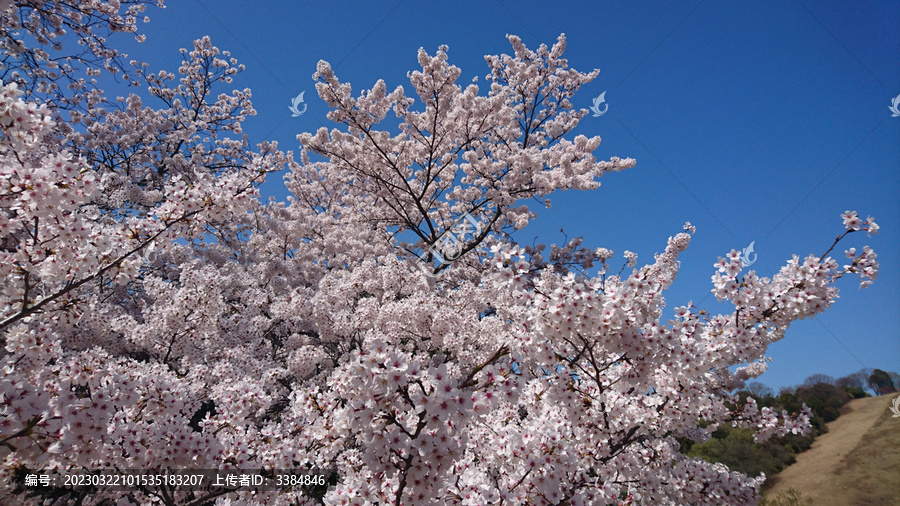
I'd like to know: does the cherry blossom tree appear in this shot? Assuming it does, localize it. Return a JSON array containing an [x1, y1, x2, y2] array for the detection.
[[0, 0, 165, 104], [0, 2, 882, 504]]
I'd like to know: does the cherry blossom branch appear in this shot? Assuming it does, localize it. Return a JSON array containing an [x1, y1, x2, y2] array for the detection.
[[0, 207, 197, 334]]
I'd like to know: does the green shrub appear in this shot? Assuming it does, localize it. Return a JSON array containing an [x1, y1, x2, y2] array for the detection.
[[685, 426, 787, 478], [842, 386, 869, 399]]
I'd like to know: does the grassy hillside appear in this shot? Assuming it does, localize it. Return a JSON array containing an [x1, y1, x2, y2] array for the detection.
[[762, 392, 900, 505]]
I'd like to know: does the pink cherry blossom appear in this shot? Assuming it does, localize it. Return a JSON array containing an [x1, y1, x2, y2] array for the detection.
[[0, 3, 883, 504]]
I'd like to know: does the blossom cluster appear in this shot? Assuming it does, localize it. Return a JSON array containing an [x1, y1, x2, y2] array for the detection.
[[0, 7, 883, 505]]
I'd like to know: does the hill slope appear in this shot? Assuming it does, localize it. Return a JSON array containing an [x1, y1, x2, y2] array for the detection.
[[763, 392, 900, 505]]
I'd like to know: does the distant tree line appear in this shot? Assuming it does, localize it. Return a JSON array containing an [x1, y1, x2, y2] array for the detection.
[[681, 368, 898, 480], [827, 368, 899, 397]]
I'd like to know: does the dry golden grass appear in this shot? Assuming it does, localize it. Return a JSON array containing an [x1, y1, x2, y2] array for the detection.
[[762, 393, 900, 505]]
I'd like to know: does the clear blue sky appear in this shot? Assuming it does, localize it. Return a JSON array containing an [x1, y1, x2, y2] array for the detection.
[[110, 0, 899, 391]]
